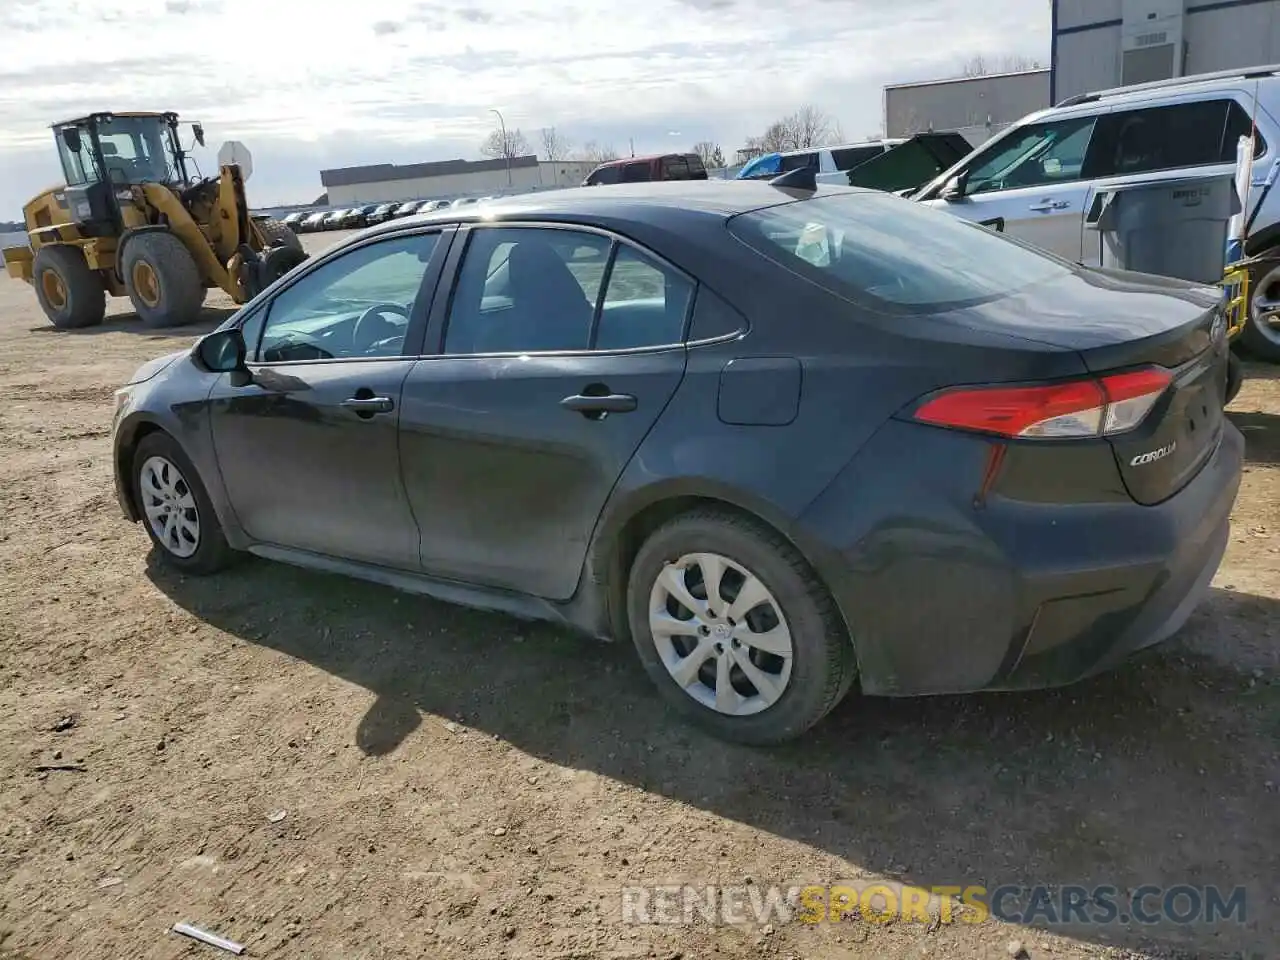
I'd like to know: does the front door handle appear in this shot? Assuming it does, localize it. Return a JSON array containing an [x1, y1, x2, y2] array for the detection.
[[560, 392, 637, 415], [341, 396, 395, 416], [1029, 199, 1070, 212]]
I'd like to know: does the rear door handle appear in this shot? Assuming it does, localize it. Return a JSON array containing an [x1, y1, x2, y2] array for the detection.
[[1029, 199, 1070, 212], [341, 396, 395, 415], [560, 393, 637, 415]]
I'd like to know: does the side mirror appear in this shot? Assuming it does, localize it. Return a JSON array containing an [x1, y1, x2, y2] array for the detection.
[[941, 173, 968, 201], [194, 328, 247, 373], [192, 123, 205, 147], [60, 127, 83, 154]]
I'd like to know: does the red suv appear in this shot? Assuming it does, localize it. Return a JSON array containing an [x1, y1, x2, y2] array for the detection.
[[583, 153, 709, 186]]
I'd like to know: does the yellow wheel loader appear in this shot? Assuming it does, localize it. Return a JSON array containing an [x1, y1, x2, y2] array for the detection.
[[1, 111, 307, 329]]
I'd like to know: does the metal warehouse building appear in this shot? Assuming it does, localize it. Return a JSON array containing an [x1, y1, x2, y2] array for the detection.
[[320, 155, 598, 205], [1052, 0, 1280, 104], [884, 69, 1051, 145]]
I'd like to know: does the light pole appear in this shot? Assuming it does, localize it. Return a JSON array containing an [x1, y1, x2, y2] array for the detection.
[[491, 108, 512, 189]]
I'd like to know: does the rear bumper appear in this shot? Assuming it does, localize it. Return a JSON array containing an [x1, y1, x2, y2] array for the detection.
[[799, 420, 1243, 696]]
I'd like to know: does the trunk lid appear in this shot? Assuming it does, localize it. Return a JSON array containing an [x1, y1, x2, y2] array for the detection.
[[940, 265, 1229, 505]]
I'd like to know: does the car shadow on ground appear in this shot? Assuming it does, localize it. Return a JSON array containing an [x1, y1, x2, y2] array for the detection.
[[1230, 409, 1280, 466], [27, 306, 235, 338], [147, 556, 1278, 956]]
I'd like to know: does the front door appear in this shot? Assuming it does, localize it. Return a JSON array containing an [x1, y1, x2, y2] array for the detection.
[[921, 114, 1101, 262], [399, 224, 693, 599], [208, 229, 452, 569]]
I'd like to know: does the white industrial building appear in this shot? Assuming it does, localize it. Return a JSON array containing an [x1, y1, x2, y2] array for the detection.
[[884, 69, 1051, 145], [1052, 0, 1280, 104], [320, 155, 598, 205]]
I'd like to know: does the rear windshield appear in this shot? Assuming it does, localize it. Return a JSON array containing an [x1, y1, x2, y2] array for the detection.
[[728, 192, 1072, 310]]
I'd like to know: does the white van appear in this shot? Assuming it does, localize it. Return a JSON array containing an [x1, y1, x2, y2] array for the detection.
[[915, 64, 1280, 359]]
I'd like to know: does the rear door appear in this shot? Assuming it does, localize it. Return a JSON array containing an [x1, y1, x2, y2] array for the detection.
[[398, 223, 694, 599], [921, 113, 1103, 260]]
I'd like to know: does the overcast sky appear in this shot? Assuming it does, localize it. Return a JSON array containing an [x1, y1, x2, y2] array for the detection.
[[0, 0, 1048, 214]]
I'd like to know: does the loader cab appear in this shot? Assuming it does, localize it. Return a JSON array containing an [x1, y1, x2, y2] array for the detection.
[[52, 112, 192, 233]]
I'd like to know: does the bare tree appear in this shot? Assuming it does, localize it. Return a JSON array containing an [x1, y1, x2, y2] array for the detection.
[[578, 140, 620, 163], [539, 126, 572, 162], [481, 126, 530, 160], [691, 141, 720, 167], [744, 106, 841, 158], [786, 105, 836, 149], [961, 53, 1043, 77]]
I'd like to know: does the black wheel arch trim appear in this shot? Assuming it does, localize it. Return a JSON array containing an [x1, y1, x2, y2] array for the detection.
[[578, 477, 856, 651]]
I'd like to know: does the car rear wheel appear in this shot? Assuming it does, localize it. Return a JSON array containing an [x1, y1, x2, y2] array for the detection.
[[1243, 256, 1280, 362], [626, 509, 856, 745], [133, 432, 234, 575]]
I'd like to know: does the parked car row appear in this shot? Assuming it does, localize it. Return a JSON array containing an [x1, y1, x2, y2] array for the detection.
[[282, 197, 497, 234]]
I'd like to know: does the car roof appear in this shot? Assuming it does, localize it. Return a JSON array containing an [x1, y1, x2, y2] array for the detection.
[[368, 181, 860, 234], [589, 152, 697, 170]]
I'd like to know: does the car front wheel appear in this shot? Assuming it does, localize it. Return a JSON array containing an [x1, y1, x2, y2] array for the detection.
[[626, 509, 856, 745], [133, 432, 234, 575]]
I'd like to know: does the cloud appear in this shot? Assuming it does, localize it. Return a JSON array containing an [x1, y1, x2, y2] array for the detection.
[[0, 0, 1048, 210]]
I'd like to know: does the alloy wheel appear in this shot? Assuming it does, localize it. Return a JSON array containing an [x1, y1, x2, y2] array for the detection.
[[139, 455, 200, 558], [1250, 263, 1280, 347], [648, 552, 794, 716]]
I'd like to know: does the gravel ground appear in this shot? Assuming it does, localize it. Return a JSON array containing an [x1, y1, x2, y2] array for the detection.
[[1, 231, 1277, 960]]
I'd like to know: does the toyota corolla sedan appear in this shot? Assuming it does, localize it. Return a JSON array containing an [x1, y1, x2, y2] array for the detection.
[[111, 181, 1243, 745]]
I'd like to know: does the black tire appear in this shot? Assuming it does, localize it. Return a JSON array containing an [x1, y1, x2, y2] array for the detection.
[[258, 244, 308, 288], [1241, 255, 1280, 362], [626, 509, 856, 745], [258, 217, 304, 253], [122, 231, 204, 328], [1226, 350, 1243, 406], [132, 431, 235, 575], [31, 244, 105, 329]]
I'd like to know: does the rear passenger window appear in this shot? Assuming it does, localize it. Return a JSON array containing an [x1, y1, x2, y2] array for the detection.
[[779, 152, 819, 172], [1223, 101, 1268, 159], [1084, 100, 1256, 177], [622, 162, 652, 183], [830, 146, 883, 171], [594, 246, 693, 350], [661, 156, 691, 180], [444, 227, 609, 354]]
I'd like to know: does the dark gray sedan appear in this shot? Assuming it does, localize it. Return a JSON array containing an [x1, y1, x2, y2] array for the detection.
[[111, 181, 1243, 744]]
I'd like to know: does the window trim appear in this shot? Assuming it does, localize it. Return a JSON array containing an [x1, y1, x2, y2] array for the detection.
[[235, 224, 455, 367], [426, 220, 699, 360]]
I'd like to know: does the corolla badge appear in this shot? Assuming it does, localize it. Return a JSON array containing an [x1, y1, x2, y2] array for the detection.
[[1131, 442, 1177, 467]]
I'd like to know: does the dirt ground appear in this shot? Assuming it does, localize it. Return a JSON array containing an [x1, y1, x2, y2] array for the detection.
[[1, 232, 1277, 960]]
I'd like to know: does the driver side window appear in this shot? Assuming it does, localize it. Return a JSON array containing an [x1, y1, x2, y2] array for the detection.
[[966, 116, 1098, 196], [256, 233, 439, 363]]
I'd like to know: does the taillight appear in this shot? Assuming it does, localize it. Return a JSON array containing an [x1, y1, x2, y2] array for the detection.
[[914, 367, 1173, 439]]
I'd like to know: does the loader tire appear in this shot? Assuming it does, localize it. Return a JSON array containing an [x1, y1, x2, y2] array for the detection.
[[257, 218, 304, 254], [258, 244, 308, 289], [122, 231, 204, 329], [32, 244, 106, 329]]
